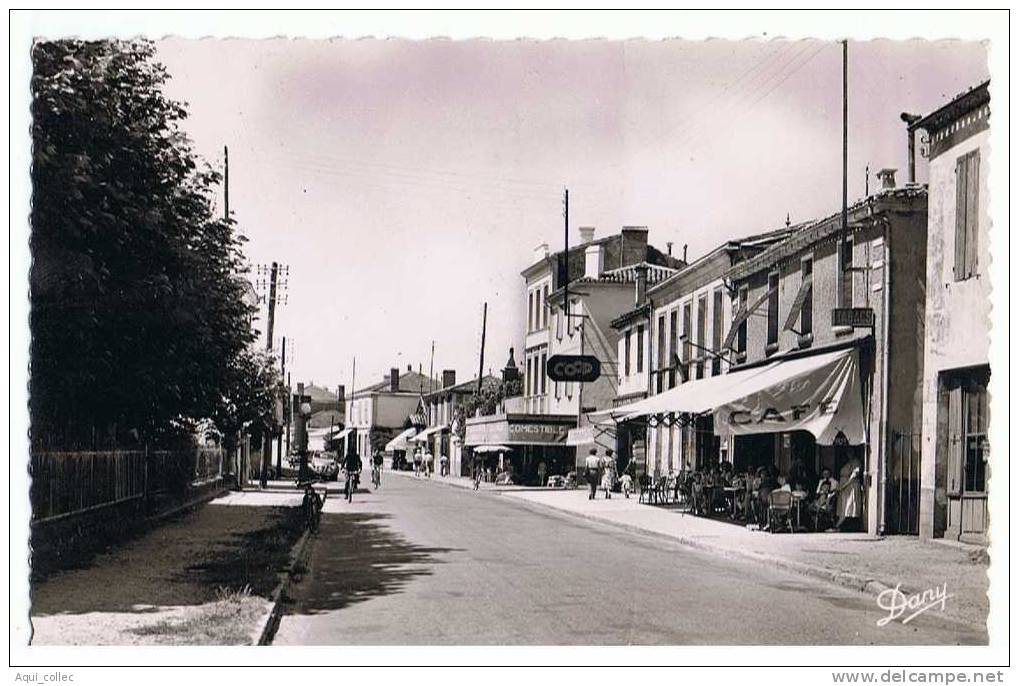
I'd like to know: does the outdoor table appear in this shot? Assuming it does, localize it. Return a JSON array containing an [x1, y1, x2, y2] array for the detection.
[[723, 486, 740, 518]]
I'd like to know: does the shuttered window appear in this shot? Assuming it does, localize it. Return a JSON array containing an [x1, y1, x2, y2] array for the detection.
[[711, 289, 723, 376], [636, 324, 645, 374], [954, 150, 980, 281], [947, 384, 963, 496]]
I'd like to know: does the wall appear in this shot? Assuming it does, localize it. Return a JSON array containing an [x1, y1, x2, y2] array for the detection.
[[919, 127, 991, 540]]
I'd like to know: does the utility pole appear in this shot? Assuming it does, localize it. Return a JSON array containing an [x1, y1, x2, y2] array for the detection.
[[224, 145, 229, 222], [277, 336, 286, 478], [266, 262, 278, 351], [429, 340, 435, 393], [477, 303, 487, 393], [842, 40, 848, 242], [865, 164, 869, 197], [563, 188, 569, 322]]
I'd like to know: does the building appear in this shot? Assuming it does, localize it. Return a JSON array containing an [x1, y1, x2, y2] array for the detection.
[[346, 366, 434, 462], [464, 225, 682, 483], [911, 82, 991, 543], [604, 185, 928, 537], [418, 370, 500, 476], [607, 228, 797, 479]]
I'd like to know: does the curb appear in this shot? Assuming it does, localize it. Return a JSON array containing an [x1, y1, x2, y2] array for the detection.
[[251, 526, 315, 646], [500, 494, 984, 630], [144, 483, 229, 525]]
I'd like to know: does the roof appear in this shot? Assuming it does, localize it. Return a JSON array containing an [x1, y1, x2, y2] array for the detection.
[[725, 187, 928, 282], [521, 228, 685, 280], [909, 80, 990, 134], [351, 370, 436, 398], [423, 374, 500, 401], [302, 383, 338, 403]]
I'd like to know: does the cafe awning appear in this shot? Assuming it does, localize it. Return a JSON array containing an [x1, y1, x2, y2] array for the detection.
[[473, 444, 512, 454], [594, 347, 865, 446], [384, 427, 418, 452]]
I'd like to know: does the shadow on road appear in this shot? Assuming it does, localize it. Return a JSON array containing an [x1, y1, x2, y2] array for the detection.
[[283, 512, 457, 616]]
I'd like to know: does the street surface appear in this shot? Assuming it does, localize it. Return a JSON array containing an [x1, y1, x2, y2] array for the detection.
[[274, 476, 984, 645]]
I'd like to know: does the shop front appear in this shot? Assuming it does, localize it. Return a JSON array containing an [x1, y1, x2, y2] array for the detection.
[[464, 413, 576, 486], [597, 346, 869, 530]]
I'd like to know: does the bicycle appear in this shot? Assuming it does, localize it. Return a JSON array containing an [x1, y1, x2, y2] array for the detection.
[[345, 470, 361, 503], [302, 482, 323, 533], [371, 465, 381, 489]]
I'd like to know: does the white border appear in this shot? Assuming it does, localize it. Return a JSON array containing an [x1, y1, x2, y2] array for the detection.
[[7, 8, 1011, 677]]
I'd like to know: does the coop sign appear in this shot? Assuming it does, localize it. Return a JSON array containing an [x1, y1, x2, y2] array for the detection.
[[546, 354, 601, 383]]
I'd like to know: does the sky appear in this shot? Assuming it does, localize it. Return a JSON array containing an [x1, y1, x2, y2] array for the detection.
[[155, 37, 988, 393]]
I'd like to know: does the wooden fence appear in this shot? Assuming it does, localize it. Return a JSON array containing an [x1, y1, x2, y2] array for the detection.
[[29, 447, 225, 523]]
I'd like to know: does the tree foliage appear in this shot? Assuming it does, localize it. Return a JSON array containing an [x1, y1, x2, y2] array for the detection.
[[30, 39, 263, 448]]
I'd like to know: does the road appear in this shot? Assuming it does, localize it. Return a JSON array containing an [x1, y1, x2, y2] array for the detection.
[[273, 475, 984, 645]]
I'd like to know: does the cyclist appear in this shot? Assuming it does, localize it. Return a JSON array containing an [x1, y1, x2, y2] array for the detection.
[[343, 451, 363, 502], [371, 449, 384, 488]]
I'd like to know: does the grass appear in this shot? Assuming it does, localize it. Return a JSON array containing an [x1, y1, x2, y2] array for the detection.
[[129, 586, 265, 645]]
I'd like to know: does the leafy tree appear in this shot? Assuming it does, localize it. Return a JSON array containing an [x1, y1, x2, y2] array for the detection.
[[30, 39, 258, 448]]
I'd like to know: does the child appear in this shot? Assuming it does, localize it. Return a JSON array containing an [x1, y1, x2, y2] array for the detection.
[[619, 472, 633, 499]]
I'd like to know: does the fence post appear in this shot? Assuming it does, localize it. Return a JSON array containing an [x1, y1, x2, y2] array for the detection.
[[143, 444, 149, 503]]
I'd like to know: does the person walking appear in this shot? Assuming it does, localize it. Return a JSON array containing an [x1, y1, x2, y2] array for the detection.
[[536, 460, 547, 488], [600, 451, 614, 499], [439, 452, 449, 477], [584, 448, 601, 500]]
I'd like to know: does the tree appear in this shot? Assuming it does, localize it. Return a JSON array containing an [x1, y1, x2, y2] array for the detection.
[[29, 39, 257, 448]]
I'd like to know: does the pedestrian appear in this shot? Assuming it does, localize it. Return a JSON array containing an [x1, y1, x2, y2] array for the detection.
[[584, 448, 601, 500], [536, 460, 547, 488], [473, 460, 483, 490], [835, 456, 863, 531], [619, 471, 633, 499], [439, 452, 448, 477], [413, 448, 422, 477], [425, 450, 434, 477], [600, 452, 614, 499]]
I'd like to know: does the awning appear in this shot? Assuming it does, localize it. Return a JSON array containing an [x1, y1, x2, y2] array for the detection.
[[595, 348, 865, 446], [384, 427, 418, 452], [411, 425, 447, 442], [473, 444, 512, 454], [566, 426, 594, 446]]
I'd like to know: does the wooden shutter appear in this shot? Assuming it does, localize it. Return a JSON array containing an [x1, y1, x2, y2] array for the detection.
[[946, 383, 963, 496], [954, 156, 967, 281], [965, 151, 980, 279]]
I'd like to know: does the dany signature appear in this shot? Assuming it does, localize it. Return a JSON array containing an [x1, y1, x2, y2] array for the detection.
[[876, 582, 953, 626]]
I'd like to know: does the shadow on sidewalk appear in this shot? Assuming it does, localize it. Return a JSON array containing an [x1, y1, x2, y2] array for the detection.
[[31, 504, 304, 616], [282, 512, 458, 616]]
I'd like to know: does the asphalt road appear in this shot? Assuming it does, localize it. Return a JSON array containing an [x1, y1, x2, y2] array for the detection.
[[273, 475, 984, 645]]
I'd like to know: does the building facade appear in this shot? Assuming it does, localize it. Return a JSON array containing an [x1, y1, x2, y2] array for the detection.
[[421, 371, 500, 477], [912, 82, 991, 543], [346, 366, 433, 462]]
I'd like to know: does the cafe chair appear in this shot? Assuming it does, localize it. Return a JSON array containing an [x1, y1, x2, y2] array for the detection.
[[767, 490, 795, 534]]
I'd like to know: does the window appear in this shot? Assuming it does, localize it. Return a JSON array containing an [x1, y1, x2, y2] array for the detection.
[[624, 329, 632, 376], [525, 357, 532, 397], [954, 150, 980, 281], [711, 288, 723, 376], [766, 271, 780, 349], [656, 315, 666, 393], [539, 352, 547, 395], [736, 286, 748, 355], [668, 310, 678, 388], [801, 258, 813, 336], [542, 285, 550, 327], [682, 303, 692, 382], [945, 367, 990, 495], [636, 324, 645, 373], [696, 295, 707, 379], [528, 291, 534, 331], [838, 238, 854, 309]]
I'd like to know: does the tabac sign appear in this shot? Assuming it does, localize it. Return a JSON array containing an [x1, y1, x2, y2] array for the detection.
[[546, 354, 601, 383], [832, 307, 875, 328]]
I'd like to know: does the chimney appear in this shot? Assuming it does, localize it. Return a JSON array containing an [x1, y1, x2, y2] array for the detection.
[[442, 369, 456, 388], [877, 168, 898, 190], [337, 384, 345, 403], [584, 243, 603, 279], [579, 226, 595, 244], [900, 112, 921, 184], [390, 368, 400, 393], [666, 241, 673, 256], [683, 244, 688, 262], [634, 264, 649, 306], [533, 242, 549, 262]]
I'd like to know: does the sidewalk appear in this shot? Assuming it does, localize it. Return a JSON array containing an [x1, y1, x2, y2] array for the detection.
[[30, 490, 306, 645], [503, 488, 989, 629], [397, 471, 988, 630]]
